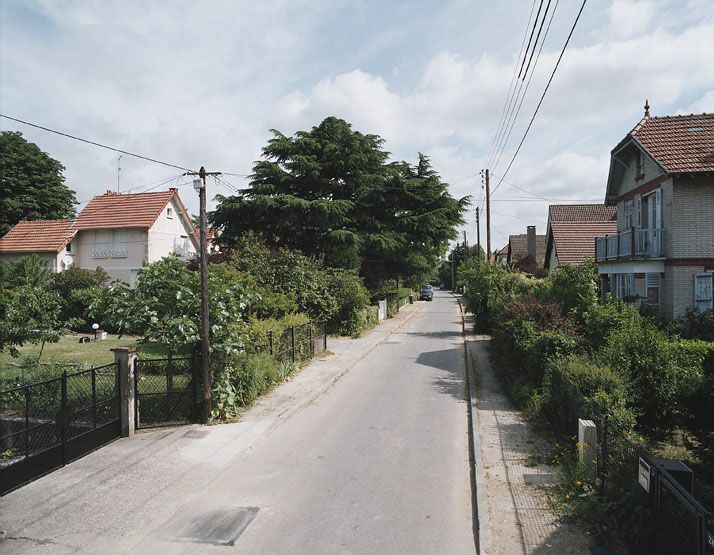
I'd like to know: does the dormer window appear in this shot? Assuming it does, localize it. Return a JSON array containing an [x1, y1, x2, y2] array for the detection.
[[635, 149, 644, 181], [167, 207, 173, 219]]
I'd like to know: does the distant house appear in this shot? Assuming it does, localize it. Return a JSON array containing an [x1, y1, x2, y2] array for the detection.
[[494, 244, 509, 266], [544, 204, 617, 273], [0, 188, 199, 285], [0, 220, 76, 272], [594, 106, 714, 319], [507, 226, 546, 268]]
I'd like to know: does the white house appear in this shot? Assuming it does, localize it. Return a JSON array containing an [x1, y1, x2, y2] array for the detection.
[[0, 188, 199, 285]]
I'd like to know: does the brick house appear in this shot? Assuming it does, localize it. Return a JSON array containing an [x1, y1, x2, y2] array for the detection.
[[544, 204, 617, 272], [0, 188, 199, 285], [595, 105, 714, 319], [507, 226, 546, 268]]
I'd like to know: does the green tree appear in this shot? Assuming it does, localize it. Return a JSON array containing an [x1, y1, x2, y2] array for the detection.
[[0, 255, 75, 359], [210, 117, 468, 288], [0, 131, 77, 235]]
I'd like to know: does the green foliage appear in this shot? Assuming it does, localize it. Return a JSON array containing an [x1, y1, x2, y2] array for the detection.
[[581, 301, 640, 351], [463, 260, 544, 332], [0, 131, 77, 235], [226, 236, 338, 323], [545, 262, 598, 316], [0, 255, 77, 358], [598, 319, 704, 430], [93, 256, 254, 357], [681, 308, 714, 341], [50, 266, 109, 329], [210, 117, 468, 288], [326, 269, 371, 337]]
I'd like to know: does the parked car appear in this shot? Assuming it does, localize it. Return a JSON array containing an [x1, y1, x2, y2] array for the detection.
[[420, 285, 433, 301]]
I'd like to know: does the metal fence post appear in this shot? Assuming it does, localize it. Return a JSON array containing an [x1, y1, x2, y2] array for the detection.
[[291, 326, 296, 362], [92, 368, 97, 429], [268, 331, 273, 356], [323, 323, 327, 352], [599, 415, 608, 496], [25, 387, 30, 460], [61, 371, 68, 464], [309, 326, 314, 357], [112, 347, 138, 437]]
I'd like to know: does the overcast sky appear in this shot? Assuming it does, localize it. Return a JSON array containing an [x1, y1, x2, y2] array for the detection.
[[1, 0, 712, 249]]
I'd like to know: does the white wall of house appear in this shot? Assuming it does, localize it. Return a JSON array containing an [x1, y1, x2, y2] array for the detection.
[[547, 246, 559, 272], [147, 197, 197, 262], [73, 227, 148, 285], [0, 251, 66, 272]]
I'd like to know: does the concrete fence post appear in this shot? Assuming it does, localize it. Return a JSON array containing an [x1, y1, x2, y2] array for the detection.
[[578, 419, 598, 482], [112, 347, 138, 437]]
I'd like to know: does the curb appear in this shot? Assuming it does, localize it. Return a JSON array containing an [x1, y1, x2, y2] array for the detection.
[[453, 294, 491, 555]]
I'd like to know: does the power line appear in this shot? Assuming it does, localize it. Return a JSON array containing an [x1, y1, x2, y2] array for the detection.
[[491, 0, 560, 172], [520, 0, 553, 81], [0, 114, 194, 172], [492, 0, 588, 196], [518, 0, 545, 79], [486, 0, 537, 168]]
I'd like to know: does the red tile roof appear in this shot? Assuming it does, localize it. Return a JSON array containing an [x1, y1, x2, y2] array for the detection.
[[0, 220, 76, 253], [508, 234, 546, 264], [74, 190, 177, 229], [626, 113, 714, 174], [548, 204, 616, 223], [549, 221, 618, 266]]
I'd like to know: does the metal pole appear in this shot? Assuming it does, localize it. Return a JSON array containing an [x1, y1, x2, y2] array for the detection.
[[451, 248, 455, 291], [61, 371, 67, 464], [291, 326, 296, 362], [463, 230, 468, 265], [485, 169, 491, 262], [268, 331, 273, 356], [198, 167, 211, 423]]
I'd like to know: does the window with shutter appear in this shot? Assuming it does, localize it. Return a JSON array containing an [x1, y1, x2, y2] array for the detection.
[[694, 273, 713, 312], [94, 230, 112, 258]]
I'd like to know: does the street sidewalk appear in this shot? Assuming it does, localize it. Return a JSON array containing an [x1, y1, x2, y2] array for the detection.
[[0, 303, 422, 554], [464, 320, 593, 555]]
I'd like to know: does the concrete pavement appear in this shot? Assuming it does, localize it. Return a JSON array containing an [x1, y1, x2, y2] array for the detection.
[[1, 290, 476, 554]]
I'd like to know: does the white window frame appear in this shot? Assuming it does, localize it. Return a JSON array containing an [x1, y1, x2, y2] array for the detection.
[[694, 273, 714, 312], [167, 207, 173, 219]]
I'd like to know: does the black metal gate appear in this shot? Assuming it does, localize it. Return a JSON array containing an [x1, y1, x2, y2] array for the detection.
[[0, 363, 120, 495], [134, 356, 202, 428], [653, 461, 712, 555]]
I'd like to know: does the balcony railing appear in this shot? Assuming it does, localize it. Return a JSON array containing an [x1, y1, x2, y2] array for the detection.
[[595, 228, 664, 261]]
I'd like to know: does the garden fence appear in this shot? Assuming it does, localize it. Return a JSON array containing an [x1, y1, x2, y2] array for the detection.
[[548, 371, 712, 554]]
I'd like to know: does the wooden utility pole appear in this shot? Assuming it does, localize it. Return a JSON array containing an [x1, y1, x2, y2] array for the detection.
[[485, 169, 491, 262], [476, 207, 481, 260], [187, 166, 221, 423], [463, 230, 468, 265]]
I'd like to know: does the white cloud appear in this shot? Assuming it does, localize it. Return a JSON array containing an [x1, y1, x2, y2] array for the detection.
[[0, 0, 712, 244]]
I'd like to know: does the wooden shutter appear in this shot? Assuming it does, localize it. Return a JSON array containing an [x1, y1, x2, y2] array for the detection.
[[694, 273, 714, 312]]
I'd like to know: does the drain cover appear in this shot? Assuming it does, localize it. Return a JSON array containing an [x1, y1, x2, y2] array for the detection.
[[156, 506, 258, 546]]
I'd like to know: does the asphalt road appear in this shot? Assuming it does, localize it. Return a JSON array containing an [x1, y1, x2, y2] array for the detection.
[[1, 291, 475, 554], [218, 290, 475, 553]]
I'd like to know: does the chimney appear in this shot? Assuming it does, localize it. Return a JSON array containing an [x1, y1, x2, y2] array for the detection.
[[169, 187, 178, 192], [527, 226, 536, 260]]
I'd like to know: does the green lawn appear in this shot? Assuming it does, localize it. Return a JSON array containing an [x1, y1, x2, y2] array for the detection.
[[0, 334, 179, 387]]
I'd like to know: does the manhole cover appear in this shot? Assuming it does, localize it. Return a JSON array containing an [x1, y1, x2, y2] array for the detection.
[[155, 506, 258, 546]]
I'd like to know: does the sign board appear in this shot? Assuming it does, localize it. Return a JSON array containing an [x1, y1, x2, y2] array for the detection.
[[638, 458, 651, 493]]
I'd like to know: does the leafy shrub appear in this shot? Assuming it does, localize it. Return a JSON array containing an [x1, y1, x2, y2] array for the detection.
[[681, 308, 714, 341], [599, 319, 705, 431], [212, 353, 281, 419], [242, 313, 310, 353], [581, 301, 640, 351], [326, 269, 371, 337], [545, 262, 598, 316], [463, 260, 542, 331], [50, 266, 109, 330]]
